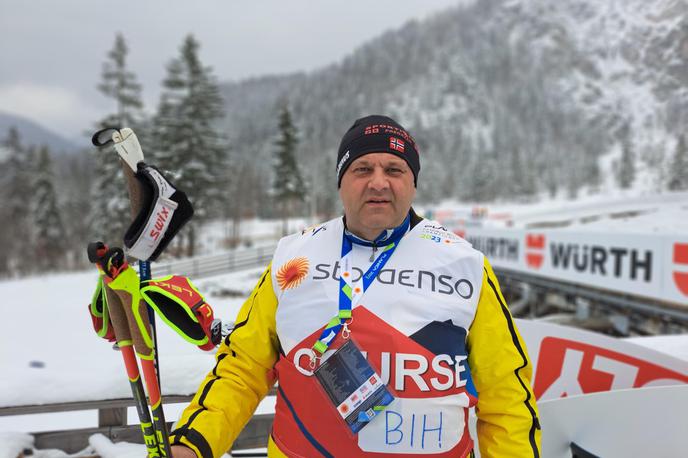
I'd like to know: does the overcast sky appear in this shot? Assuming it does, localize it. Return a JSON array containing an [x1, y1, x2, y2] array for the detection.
[[0, 0, 461, 141]]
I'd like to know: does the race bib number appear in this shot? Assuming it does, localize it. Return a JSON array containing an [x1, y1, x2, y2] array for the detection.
[[357, 395, 468, 453]]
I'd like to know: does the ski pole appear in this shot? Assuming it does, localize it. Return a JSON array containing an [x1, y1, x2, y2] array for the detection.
[[91, 127, 195, 455], [88, 242, 163, 457], [110, 129, 170, 454], [103, 246, 172, 455], [105, 286, 164, 457], [110, 129, 162, 389], [91, 127, 163, 387]]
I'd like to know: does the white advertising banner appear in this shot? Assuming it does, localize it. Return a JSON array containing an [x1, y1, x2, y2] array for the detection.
[[453, 227, 688, 306], [537, 385, 688, 458], [516, 319, 688, 401], [471, 385, 688, 457], [468, 321, 688, 457]]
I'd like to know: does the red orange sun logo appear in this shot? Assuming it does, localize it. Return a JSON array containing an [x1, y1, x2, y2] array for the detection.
[[276, 257, 310, 290]]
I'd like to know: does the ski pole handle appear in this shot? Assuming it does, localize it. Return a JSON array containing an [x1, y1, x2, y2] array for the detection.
[[110, 127, 170, 454], [111, 129, 145, 219]]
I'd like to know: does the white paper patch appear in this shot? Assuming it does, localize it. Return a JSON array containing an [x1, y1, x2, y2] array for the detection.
[[357, 394, 467, 454]]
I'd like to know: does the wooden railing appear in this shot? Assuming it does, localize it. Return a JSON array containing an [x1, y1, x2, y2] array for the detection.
[[0, 393, 275, 454]]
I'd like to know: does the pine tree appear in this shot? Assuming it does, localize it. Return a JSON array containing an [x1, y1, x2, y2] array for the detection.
[[668, 134, 688, 191], [272, 104, 307, 234], [616, 139, 636, 189], [566, 163, 581, 199], [583, 145, 602, 194], [464, 154, 495, 202], [33, 146, 66, 270], [97, 33, 144, 128], [151, 35, 229, 256], [0, 129, 21, 274], [151, 58, 187, 167], [2, 128, 36, 274], [62, 150, 94, 269], [2, 126, 21, 153], [90, 33, 145, 244], [509, 148, 536, 198], [521, 150, 538, 198], [544, 164, 558, 199]]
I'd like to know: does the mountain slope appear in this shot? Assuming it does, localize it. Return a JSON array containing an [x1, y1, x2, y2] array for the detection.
[[0, 111, 82, 154], [217, 0, 688, 206]]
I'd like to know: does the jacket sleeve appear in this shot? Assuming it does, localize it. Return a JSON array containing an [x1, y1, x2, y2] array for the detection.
[[170, 264, 279, 458], [466, 257, 541, 458]]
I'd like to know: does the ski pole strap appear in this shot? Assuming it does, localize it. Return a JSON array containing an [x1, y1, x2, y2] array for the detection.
[[141, 275, 219, 351], [88, 275, 116, 342], [92, 127, 145, 172], [124, 162, 194, 262], [91, 126, 120, 148], [86, 241, 120, 343], [87, 241, 128, 279], [311, 218, 408, 357]]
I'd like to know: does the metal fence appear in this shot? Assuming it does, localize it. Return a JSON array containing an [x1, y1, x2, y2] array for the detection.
[[496, 267, 688, 324], [152, 244, 277, 279]]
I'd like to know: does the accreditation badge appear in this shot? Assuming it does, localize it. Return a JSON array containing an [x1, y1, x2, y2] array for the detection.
[[314, 339, 394, 433]]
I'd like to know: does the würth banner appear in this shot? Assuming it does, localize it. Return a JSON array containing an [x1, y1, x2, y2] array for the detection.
[[459, 228, 688, 305]]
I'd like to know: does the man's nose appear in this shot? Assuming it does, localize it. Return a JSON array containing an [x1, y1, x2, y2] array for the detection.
[[367, 167, 389, 191]]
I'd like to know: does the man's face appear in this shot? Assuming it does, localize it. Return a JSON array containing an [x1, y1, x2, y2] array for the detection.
[[339, 152, 416, 239]]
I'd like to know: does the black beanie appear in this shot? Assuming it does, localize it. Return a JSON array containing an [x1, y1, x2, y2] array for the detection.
[[336, 115, 420, 187]]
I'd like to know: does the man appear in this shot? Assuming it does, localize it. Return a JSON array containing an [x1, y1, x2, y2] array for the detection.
[[170, 115, 541, 457]]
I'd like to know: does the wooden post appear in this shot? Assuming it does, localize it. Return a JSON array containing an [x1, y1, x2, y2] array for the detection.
[[98, 406, 127, 427]]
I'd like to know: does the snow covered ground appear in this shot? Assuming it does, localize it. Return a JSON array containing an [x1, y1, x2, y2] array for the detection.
[[0, 267, 266, 409]]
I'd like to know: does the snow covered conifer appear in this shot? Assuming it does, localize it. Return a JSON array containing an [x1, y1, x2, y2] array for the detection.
[[668, 134, 688, 191], [508, 148, 537, 199], [272, 104, 307, 234], [616, 138, 636, 190], [33, 146, 66, 270], [90, 33, 145, 243], [97, 33, 144, 128], [2, 128, 35, 273], [584, 149, 602, 194], [151, 58, 187, 168], [152, 35, 229, 256]]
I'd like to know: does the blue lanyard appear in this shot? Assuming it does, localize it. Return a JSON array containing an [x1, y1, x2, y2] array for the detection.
[[311, 216, 410, 357]]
